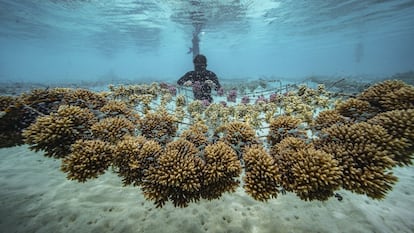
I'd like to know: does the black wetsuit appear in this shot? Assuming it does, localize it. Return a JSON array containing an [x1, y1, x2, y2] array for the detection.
[[177, 67, 221, 102]]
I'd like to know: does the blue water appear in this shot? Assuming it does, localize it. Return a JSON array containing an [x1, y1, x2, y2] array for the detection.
[[0, 0, 414, 83]]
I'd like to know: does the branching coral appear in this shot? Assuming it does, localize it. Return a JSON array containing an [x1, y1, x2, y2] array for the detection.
[[243, 145, 280, 201], [64, 88, 107, 110], [316, 122, 397, 199], [379, 85, 414, 111], [128, 94, 155, 112], [270, 136, 311, 159], [174, 106, 185, 122], [279, 94, 313, 121], [7, 79, 414, 208], [271, 137, 343, 201], [20, 88, 69, 115], [61, 139, 114, 182], [312, 109, 348, 130], [335, 98, 377, 121], [91, 116, 136, 143], [267, 115, 306, 146], [0, 88, 70, 148], [0, 96, 14, 111], [357, 80, 411, 112], [264, 103, 278, 123], [201, 142, 242, 200], [282, 148, 342, 201], [100, 100, 140, 124], [270, 137, 311, 191], [314, 95, 330, 108], [201, 141, 242, 200], [141, 139, 203, 207], [368, 109, 414, 166], [179, 121, 209, 149], [175, 94, 186, 107], [139, 109, 178, 145], [112, 135, 163, 186], [187, 100, 204, 118], [0, 96, 29, 147], [160, 93, 173, 107], [238, 104, 262, 130], [110, 83, 160, 100], [204, 103, 232, 130], [22, 105, 97, 158], [316, 84, 327, 95], [215, 121, 258, 155], [233, 104, 252, 119]]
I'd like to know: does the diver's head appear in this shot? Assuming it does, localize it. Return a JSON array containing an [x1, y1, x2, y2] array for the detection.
[[193, 54, 207, 71]]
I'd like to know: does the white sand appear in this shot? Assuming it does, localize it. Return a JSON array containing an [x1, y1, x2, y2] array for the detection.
[[0, 146, 413, 233]]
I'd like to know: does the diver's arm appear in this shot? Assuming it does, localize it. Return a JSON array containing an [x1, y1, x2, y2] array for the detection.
[[209, 72, 221, 90], [177, 72, 192, 86]]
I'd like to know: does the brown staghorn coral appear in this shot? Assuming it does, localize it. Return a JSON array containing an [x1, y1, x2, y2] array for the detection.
[[1, 88, 71, 148], [357, 80, 411, 112], [63, 88, 107, 110], [312, 109, 348, 130], [61, 139, 113, 182], [283, 148, 342, 201], [243, 144, 280, 201], [368, 109, 414, 166], [335, 98, 377, 121], [0, 96, 14, 111], [379, 85, 414, 111], [112, 135, 163, 186], [141, 139, 203, 207], [0, 96, 28, 147], [201, 141, 242, 200], [91, 116, 136, 143], [187, 100, 204, 118], [179, 121, 209, 149], [0, 88, 78, 148], [100, 100, 140, 124], [316, 122, 397, 199], [109, 83, 160, 100], [175, 94, 186, 107], [139, 109, 178, 145], [267, 115, 306, 146], [215, 121, 258, 154], [270, 137, 312, 192], [22, 105, 96, 158], [19, 88, 69, 114], [270, 136, 310, 157]]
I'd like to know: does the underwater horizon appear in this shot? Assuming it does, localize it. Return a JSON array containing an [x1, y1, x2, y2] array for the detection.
[[0, 0, 414, 84]]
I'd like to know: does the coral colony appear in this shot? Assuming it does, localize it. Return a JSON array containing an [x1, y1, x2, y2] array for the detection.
[[226, 89, 237, 102], [0, 79, 413, 208]]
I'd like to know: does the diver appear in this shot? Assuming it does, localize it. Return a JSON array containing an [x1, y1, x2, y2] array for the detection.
[[177, 54, 221, 103]]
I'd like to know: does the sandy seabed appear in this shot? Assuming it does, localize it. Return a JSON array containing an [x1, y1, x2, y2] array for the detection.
[[0, 146, 413, 233]]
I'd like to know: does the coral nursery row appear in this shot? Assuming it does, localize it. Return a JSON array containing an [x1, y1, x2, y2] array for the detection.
[[0, 79, 413, 207]]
